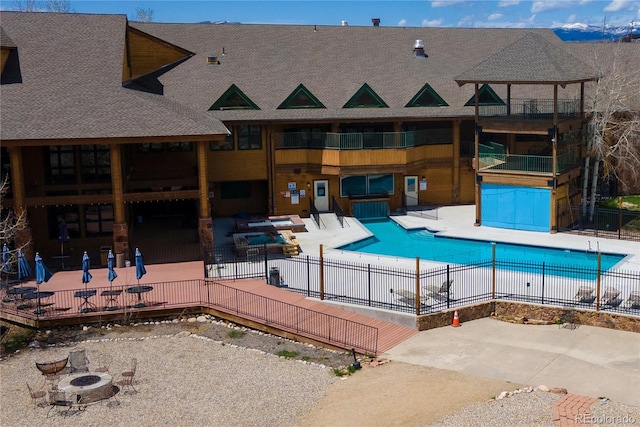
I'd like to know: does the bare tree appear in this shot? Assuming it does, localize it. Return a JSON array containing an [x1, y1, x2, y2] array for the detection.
[[135, 7, 154, 22], [0, 176, 30, 279], [11, 0, 72, 12], [580, 42, 640, 218]]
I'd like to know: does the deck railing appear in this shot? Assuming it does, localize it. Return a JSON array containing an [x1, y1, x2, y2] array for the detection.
[[479, 144, 581, 174], [274, 129, 452, 150], [479, 98, 580, 120]]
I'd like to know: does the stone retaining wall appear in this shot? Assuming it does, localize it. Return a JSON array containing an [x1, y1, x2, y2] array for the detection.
[[416, 301, 640, 333]]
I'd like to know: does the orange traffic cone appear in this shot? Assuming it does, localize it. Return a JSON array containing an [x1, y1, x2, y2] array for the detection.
[[452, 310, 461, 327]]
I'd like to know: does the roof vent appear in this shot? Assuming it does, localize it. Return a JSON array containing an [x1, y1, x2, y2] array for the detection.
[[372, 18, 380, 27], [341, 20, 348, 26], [413, 40, 427, 58], [207, 55, 220, 65]]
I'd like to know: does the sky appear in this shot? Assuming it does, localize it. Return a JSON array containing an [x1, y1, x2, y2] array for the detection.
[[3, 0, 640, 29]]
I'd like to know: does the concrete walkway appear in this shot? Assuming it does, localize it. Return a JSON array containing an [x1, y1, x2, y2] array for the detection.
[[384, 317, 640, 407]]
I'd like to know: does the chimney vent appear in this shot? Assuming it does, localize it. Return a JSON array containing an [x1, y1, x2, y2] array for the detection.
[[372, 18, 380, 27], [413, 39, 427, 58]]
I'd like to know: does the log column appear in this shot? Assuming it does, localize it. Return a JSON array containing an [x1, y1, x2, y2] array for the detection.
[[110, 144, 130, 260], [452, 119, 460, 204], [196, 140, 213, 249], [7, 146, 33, 256]]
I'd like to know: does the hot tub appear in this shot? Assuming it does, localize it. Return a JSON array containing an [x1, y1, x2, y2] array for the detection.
[[235, 215, 307, 233], [233, 231, 297, 257]]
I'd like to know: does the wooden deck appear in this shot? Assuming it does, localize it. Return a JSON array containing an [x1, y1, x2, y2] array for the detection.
[[1, 261, 417, 354]]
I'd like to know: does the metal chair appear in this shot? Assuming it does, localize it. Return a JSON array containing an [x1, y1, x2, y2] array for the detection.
[[101, 384, 120, 407], [116, 372, 137, 394], [122, 358, 137, 378], [94, 354, 112, 373], [26, 382, 46, 408], [46, 390, 85, 417]]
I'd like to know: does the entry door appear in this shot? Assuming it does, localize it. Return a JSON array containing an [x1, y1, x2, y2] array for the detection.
[[404, 176, 418, 206], [313, 180, 329, 212]]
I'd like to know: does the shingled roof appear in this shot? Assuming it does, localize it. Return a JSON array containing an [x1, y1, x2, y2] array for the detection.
[[0, 12, 228, 142], [134, 22, 569, 122], [0, 26, 16, 48], [454, 32, 597, 85]]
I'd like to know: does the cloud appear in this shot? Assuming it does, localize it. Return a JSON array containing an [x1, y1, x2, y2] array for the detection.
[[431, 0, 466, 8], [531, 1, 575, 13], [397, 19, 407, 27], [488, 13, 503, 21], [422, 18, 444, 26], [566, 14, 577, 23], [604, 0, 633, 12], [498, 0, 520, 6]]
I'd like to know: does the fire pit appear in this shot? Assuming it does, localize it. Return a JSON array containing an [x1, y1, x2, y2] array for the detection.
[[57, 372, 113, 404]]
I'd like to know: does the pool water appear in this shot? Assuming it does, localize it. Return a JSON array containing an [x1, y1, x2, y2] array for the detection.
[[339, 220, 625, 271], [247, 234, 286, 245]]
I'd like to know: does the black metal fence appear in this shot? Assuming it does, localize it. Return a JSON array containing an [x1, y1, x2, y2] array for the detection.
[[560, 205, 640, 242], [203, 247, 640, 317]]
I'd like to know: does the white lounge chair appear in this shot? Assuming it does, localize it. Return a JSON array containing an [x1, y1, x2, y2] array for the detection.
[[423, 280, 453, 300], [575, 286, 595, 304], [601, 287, 621, 307]]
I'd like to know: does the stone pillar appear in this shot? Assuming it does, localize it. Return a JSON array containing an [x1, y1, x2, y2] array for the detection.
[[113, 223, 130, 261]]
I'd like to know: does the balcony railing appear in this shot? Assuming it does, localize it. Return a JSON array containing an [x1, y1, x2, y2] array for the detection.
[[479, 98, 580, 120], [274, 129, 452, 150], [479, 143, 581, 175]]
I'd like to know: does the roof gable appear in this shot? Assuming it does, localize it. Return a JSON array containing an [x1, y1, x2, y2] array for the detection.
[[343, 83, 388, 108], [464, 84, 505, 106], [406, 83, 448, 107], [209, 84, 260, 110], [278, 84, 326, 109]]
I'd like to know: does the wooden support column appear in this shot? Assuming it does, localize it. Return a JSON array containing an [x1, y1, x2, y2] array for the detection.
[[474, 83, 481, 226], [110, 144, 129, 259], [7, 146, 32, 253], [452, 119, 460, 204], [551, 85, 558, 233], [196, 140, 213, 249]]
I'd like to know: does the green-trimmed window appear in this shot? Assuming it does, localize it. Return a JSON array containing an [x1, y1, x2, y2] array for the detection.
[[80, 144, 110, 183], [237, 125, 262, 150], [278, 84, 326, 109], [340, 174, 394, 197], [406, 83, 448, 107], [47, 145, 76, 184], [209, 84, 260, 110], [343, 83, 388, 108], [464, 84, 505, 106]]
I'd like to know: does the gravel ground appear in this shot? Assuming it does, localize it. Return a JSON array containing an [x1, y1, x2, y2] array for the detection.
[[2, 315, 638, 427]]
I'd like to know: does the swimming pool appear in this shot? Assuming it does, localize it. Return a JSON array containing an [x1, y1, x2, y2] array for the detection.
[[338, 219, 626, 272]]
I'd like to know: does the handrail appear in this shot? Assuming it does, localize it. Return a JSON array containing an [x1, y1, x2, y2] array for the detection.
[[309, 196, 321, 229], [332, 196, 345, 228]]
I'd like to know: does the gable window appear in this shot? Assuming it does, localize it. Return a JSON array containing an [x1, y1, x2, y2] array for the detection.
[[237, 125, 262, 150], [406, 83, 449, 107], [340, 174, 394, 197], [464, 84, 505, 106], [343, 83, 389, 108], [209, 84, 260, 110], [278, 84, 326, 109], [47, 145, 76, 184]]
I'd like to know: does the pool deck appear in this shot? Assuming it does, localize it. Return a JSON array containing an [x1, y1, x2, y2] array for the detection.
[[293, 205, 640, 273]]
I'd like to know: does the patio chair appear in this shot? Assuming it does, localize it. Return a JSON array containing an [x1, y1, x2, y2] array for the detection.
[[46, 390, 85, 418], [574, 286, 595, 304], [101, 384, 120, 407], [122, 358, 137, 378], [94, 354, 112, 373], [423, 279, 454, 300], [68, 349, 89, 373], [26, 382, 46, 408], [391, 289, 430, 311], [627, 291, 640, 310], [116, 372, 137, 394], [601, 287, 622, 307]]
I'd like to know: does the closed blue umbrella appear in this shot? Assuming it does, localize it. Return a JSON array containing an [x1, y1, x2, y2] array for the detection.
[[34, 252, 53, 315], [81, 251, 92, 290], [17, 249, 31, 282], [135, 248, 146, 285], [2, 243, 11, 274], [107, 250, 118, 283]]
